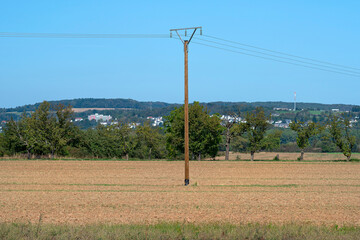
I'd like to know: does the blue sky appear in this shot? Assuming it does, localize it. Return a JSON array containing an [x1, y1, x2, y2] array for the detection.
[[1, 0, 359, 108]]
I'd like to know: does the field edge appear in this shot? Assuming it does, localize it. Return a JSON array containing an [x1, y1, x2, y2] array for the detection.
[[1, 221, 360, 240]]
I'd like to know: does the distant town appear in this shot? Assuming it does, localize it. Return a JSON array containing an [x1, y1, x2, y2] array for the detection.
[[1, 98, 360, 133]]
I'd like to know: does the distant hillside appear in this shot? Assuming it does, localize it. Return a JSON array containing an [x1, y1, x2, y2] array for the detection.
[[3, 98, 171, 113], [0, 98, 359, 122], [203, 101, 357, 112]]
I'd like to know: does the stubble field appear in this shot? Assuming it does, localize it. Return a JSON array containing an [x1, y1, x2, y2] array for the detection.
[[0, 160, 359, 226]]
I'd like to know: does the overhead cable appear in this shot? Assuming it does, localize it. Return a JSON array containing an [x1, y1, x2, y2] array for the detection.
[[194, 37, 360, 75], [202, 34, 360, 72], [191, 41, 360, 78], [0, 32, 169, 38]]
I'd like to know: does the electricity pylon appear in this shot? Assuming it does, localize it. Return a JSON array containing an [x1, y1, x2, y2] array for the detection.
[[170, 27, 202, 186]]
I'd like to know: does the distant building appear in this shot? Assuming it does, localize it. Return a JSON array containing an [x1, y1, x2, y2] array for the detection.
[[74, 117, 83, 122], [220, 115, 242, 123], [147, 116, 164, 127], [273, 119, 291, 128], [129, 123, 140, 129], [273, 108, 290, 111], [88, 113, 112, 122], [332, 109, 340, 112]]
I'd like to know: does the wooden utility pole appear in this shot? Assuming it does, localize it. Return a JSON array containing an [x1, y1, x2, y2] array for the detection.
[[184, 40, 189, 185], [170, 26, 202, 186]]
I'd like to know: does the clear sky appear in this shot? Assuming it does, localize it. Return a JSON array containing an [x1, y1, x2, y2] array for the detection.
[[1, 0, 359, 108]]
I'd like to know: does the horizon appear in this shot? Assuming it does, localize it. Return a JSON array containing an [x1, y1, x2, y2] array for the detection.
[[2, 97, 359, 110]]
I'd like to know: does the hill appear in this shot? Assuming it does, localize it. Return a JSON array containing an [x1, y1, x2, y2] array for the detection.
[[2, 98, 358, 113], [0, 98, 359, 123], [2, 98, 171, 113]]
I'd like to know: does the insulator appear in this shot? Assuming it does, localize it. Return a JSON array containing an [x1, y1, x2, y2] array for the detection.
[[170, 32, 172, 38], [185, 30, 187, 36], [200, 28, 202, 35]]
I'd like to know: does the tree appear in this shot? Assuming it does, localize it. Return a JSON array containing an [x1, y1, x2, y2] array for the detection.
[[164, 102, 223, 160], [135, 123, 166, 160], [328, 115, 356, 161], [49, 104, 74, 158], [31, 101, 75, 158], [3, 101, 77, 159], [223, 117, 235, 161], [243, 107, 270, 161], [83, 123, 135, 159], [352, 106, 360, 112], [289, 121, 319, 160], [261, 129, 282, 152], [117, 124, 136, 160], [4, 114, 38, 159], [222, 114, 246, 160], [0, 132, 5, 157]]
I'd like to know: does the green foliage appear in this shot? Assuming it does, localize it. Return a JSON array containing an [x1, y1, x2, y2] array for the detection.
[[328, 115, 356, 160], [230, 135, 248, 152], [134, 123, 167, 159], [164, 102, 223, 160], [82, 123, 135, 159], [242, 107, 270, 159], [2, 102, 76, 158], [222, 115, 246, 160], [34, 102, 74, 158], [317, 130, 339, 152], [0, 133, 5, 157], [352, 106, 360, 112], [261, 129, 282, 151], [289, 120, 321, 160], [289, 121, 320, 150], [3, 114, 38, 158], [280, 129, 297, 144], [1, 100, 359, 159]]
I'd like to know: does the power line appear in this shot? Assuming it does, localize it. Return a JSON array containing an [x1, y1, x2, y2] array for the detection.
[[191, 41, 360, 78], [172, 36, 360, 77], [202, 34, 360, 72], [3, 31, 359, 77], [193, 37, 360, 75], [0, 32, 169, 38]]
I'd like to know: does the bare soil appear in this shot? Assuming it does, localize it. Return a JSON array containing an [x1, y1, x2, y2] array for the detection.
[[0, 161, 359, 225], [72, 108, 132, 113]]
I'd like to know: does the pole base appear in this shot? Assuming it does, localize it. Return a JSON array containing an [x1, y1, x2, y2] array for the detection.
[[184, 179, 189, 186]]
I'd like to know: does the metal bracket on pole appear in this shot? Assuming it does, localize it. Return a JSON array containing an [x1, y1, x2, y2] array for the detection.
[[170, 26, 202, 44]]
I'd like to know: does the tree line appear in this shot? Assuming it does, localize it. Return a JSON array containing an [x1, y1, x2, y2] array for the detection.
[[0, 101, 359, 160]]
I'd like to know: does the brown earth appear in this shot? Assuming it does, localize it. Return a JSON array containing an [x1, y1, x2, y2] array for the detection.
[[72, 108, 132, 113], [0, 161, 359, 225], [72, 108, 115, 113]]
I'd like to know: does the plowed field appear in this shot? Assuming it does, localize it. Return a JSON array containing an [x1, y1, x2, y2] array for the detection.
[[0, 161, 359, 225]]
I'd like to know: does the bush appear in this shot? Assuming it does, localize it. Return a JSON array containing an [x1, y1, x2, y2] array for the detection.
[[65, 146, 92, 158]]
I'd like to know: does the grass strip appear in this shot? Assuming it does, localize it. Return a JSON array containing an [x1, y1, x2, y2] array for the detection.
[[0, 222, 360, 240]]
